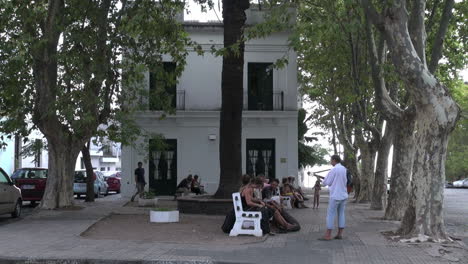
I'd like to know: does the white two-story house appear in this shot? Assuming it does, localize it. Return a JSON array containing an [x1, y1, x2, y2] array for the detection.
[[121, 8, 299, 197]]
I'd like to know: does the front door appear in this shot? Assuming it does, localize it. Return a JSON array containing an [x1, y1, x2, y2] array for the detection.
[[149, 139, 177, 195], [246, 139, 275, 180]]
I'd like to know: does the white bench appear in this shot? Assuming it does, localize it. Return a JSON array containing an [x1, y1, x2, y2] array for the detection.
[[229, 192, 263, 237], [275, 187, 293, 209]]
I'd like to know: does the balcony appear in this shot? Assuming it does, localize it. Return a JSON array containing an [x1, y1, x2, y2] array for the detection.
[[243, 91, 284, 111]]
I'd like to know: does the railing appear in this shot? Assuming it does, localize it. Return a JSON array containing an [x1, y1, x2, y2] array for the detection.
[[176, 90, 185, 110], [243, 91, 284, 111]]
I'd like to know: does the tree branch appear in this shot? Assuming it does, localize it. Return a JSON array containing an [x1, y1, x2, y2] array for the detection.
[[428, 0, 455, 74], [361, 0, 385, 31], [408, 0, 427, 67], [365, 14, 403, 121]]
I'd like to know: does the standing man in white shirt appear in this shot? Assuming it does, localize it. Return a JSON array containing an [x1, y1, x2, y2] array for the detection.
[[320, 155, 348, 240]]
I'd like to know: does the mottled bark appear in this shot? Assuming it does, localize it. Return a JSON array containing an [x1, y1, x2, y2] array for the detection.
[[383, 109, 416, 220], [40, 135, 82, 209], [356, 142, 376, 203], [214, 0, 250, 198], [370, 123, 394, 210], [363, 0, 460, 240]]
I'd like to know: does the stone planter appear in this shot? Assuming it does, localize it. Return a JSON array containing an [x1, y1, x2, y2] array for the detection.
[[138, 198, 158, 207], [150, 210, 179, 223]]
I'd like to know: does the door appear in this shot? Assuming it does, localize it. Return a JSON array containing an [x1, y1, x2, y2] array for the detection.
[[246, 139, 276, 180], [149, 139, 177, 195], [0, 169, 14, 213], [248, 63, 273, 110]]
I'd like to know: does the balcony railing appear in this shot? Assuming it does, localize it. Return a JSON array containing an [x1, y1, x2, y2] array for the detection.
[[176, 90, 185, 110], [243, 91, 284, 111]]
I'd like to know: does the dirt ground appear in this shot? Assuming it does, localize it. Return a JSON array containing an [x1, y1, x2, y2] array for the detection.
[[81, 213, 266, 245]]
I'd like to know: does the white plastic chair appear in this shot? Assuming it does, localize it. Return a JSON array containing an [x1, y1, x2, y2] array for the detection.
[[276, 187, 293, 209], [229, 192, 263, 237]]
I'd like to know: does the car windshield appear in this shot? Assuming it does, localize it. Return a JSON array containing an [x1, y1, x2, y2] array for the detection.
[[12, 169, 48, 179], [74, 171, 88, 183]]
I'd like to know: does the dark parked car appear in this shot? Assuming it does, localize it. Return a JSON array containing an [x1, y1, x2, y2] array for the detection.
[[0, 167, 22, 218], [11, 168, 47, 206], [104, 173, 121, 194]]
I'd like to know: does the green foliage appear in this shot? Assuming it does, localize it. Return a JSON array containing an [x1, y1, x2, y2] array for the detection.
[[298, 108, 328, 168], [446, 81, 468, 181], [0, 0, 191, 150], [142, 190, 156, 199], [20, 138, 48, 165]]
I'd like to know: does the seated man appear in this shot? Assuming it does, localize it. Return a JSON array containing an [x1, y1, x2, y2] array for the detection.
[[191, 175, 202, 195], [262, 178, 282, 211], [174, 174, 193, 200]]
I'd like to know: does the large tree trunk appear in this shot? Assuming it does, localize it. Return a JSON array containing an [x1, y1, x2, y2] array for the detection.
[[40, 136, 82, 209], [370, 123, 394, 210], [363, 0, 460, 240], [214, 0, 250, 198], [82, 142, 95, 202], [356, 144, 376, 203], [399, 105, 456, 240], [384, 111, 415, 220]]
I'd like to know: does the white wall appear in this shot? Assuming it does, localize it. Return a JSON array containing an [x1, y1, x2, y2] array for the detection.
[[121, 111, 298, 197]]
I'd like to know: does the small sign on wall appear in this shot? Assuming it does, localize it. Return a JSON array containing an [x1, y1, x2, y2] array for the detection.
[[280, 158, 287, 163]]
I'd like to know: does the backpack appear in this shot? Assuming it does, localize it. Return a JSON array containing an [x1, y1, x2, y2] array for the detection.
[[346, 170, 353, 187]]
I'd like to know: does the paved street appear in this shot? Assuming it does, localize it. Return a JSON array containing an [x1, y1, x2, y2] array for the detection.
[[0, 189, 466, 264]]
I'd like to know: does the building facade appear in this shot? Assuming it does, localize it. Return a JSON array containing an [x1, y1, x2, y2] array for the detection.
[[121, 8, 299, 197]]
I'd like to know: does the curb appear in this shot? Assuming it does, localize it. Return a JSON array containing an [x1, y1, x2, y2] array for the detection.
[[0, 257, 254, 264]]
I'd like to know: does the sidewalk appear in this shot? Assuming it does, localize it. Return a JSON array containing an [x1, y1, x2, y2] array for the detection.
[[0, 192, 466, 264]]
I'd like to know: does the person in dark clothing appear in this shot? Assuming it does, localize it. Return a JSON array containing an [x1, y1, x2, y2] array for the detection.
[[191, 175, 201, 195], [174, 174, 193, 199], [131, 162, 146, 202]]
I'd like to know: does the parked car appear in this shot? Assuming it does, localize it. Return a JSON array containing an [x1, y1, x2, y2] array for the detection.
[[453, 179, 468, 188], [463, 179, 468, 188], [0, 168, 22, 218], [11, 168, 47, 205], [73, 170, 108, 198], [445, 181, 454, 188], [103, 172, 121, 194]]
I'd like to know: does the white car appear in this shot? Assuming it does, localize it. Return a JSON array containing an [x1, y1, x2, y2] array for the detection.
[[453, 179, 468, 188], [73, 170, 108, 198], [463, 179, 468, 188]]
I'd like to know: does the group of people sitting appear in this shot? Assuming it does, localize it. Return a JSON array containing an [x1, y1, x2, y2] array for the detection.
[[238, 174, 301, 234], [175, 174, 204, 199]]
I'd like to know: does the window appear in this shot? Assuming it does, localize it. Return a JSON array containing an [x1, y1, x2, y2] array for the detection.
[[11, 169, 47, 179], [0, 169, 9, 183], [149, 62, 177, 110], [248, 63, 273, 110], [246, 139, 275, 180]]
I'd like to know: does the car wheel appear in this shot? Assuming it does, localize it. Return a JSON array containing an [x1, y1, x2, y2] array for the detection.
[[30, 201, 37, 207], [95, 189, 100, 198], [11, 199, 22, 218], [76, 194, 80, 198], [117, 189, 120, 194], [105, 189, 109, 196]]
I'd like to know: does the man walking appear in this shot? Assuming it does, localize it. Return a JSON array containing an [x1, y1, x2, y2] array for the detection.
[[131, 162, 146, 202], [320, 155, 348, 240]]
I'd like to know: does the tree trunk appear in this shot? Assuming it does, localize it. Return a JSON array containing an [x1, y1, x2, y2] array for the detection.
[[356, 145, 376, 203], [362, 1, 460, 239], [40, 136, 82, 209], [214, 0, 250, 198], [82, 142, 95, 202], [384, 110, 416, 220], [370, 123, 394, 210], [399, 105, 456, 240]]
